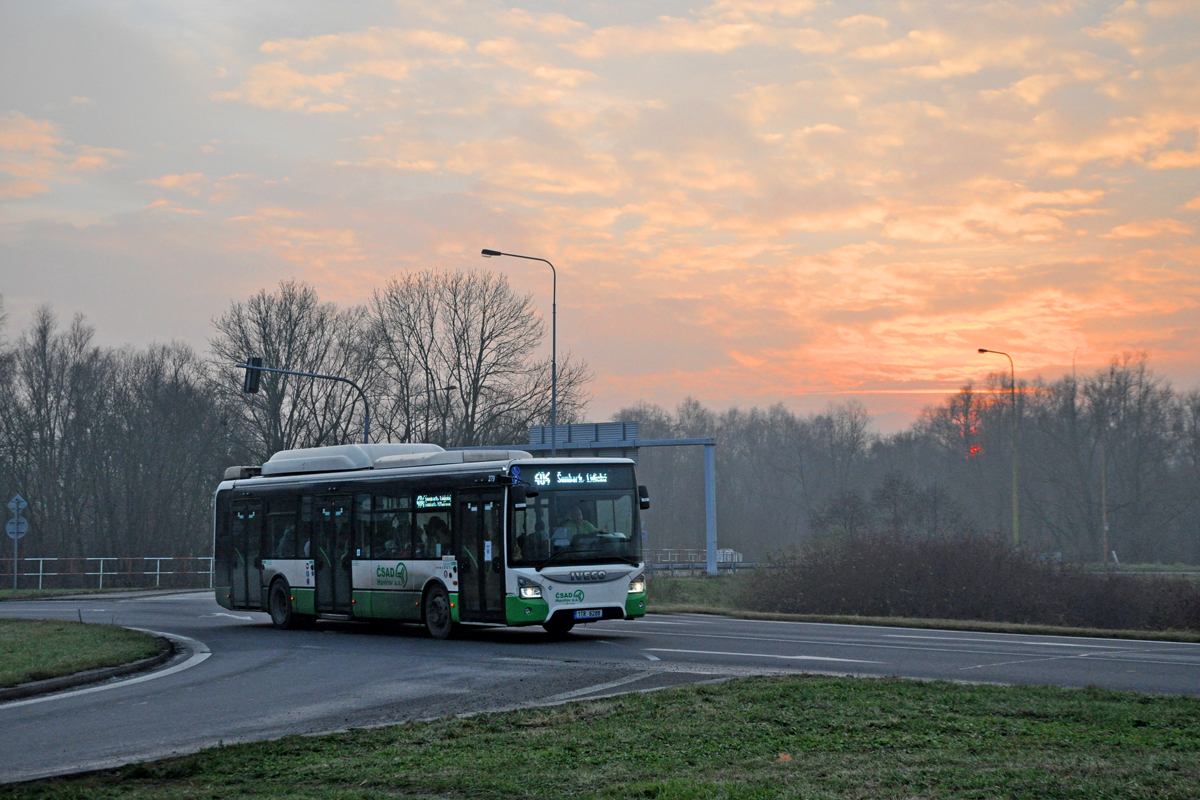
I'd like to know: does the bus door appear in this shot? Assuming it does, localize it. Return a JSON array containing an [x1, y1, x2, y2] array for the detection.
[[314, 495, 353, 614], [230, 498, 264, 608], [457, 490, 506, 623]]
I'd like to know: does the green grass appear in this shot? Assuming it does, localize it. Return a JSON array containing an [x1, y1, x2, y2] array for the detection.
[[0, 588, 140, 602], [0, 618, 162, 687], [6, 675, 1200, 799], [647, 573, 748, 608]]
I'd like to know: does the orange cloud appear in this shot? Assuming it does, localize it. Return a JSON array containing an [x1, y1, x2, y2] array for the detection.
[[1102, 219, 1192, 238], [10, 2, 1200, 426], [0, 112, 123, 200], [141, 173, 206, 195]]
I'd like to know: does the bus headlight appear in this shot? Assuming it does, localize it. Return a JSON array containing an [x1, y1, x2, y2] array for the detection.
[[518, 576, 543, 599], [628, 575, 645, 594]]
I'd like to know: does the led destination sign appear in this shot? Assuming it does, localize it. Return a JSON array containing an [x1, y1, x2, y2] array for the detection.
[[415, 494, 452, 509], [557, 471, 610, 485], [528, 467, 634, 489]]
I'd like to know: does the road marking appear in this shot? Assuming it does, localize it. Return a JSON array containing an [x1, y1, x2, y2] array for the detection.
[[645, 648, 881, 664], [540, 673, 651, 702], [204, 612, 253, 621], [0, 631, 211, 711], [643, 653, 661, 661], [884, 634, 1121, 649], [633, 628, 1191, 664], [960, 654, 1083, 671]]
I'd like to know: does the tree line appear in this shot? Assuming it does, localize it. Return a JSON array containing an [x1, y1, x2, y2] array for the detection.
[[0, 272, 587, 558], [623, 354, 1200, 564], [3, 274, 1196, 565]]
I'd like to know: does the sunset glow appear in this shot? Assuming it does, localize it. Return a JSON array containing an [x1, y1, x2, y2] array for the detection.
[[2, 1, 1198, 428]]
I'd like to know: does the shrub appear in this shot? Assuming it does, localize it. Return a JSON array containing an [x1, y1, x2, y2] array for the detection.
[[742, 534, 1200, 631]]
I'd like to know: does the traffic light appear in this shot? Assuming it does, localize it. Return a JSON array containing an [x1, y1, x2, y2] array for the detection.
[[243, 356, 263, 393]]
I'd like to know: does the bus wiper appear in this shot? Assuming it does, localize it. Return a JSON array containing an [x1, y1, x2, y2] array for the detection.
[[536, 549, 639, 570], [536, 548, 583, 571]]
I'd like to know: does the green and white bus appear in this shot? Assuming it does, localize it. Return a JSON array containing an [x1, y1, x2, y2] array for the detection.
[[213, 443, 648, 637]]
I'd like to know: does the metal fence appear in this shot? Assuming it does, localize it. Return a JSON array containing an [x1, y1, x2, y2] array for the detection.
[[646, 549, 757, 577], [0, 557, 213, 591]]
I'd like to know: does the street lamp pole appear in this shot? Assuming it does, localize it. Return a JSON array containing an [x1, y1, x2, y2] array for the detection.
[[482, 248, 557, 457], [978, 348, 1018, 547]]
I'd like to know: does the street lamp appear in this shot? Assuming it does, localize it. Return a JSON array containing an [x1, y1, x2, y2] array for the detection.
[[978, 348, 1018, 547], [482, 248, 557, 457]]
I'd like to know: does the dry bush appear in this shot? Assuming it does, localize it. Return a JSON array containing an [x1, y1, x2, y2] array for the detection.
[[743, 535, 1200, 631]]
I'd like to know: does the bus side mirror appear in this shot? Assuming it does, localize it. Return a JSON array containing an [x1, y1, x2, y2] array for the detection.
[[638, 485, 650, 510], [512, 485, 529, 509]]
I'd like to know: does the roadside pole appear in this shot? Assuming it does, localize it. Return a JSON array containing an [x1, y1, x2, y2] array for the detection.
[[7, 494, 28, 590]]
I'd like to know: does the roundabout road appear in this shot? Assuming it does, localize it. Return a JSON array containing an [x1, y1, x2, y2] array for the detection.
[[2, 590, 1198, 783]]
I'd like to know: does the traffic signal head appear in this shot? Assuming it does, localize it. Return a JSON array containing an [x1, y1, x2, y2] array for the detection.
[[243, 356, 263, 393]]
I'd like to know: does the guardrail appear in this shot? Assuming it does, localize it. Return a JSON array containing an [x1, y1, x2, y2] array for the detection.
[[648, 561, 757, 577], [0, 557, 213, 591]]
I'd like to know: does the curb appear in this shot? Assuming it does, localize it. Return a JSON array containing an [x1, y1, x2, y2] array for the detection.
[[0, 589, 211, 603], [0, 636, 174, 702], [647, 606, 1200, 643]]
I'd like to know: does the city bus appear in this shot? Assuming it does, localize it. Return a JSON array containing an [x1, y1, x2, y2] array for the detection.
[[213, 443, 648, 638]]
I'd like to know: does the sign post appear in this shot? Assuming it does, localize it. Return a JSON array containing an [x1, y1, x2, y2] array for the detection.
[[7, 494, 27, 590]]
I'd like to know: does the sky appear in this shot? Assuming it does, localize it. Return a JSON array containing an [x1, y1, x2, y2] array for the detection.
[[1, 0, 1198, 431]]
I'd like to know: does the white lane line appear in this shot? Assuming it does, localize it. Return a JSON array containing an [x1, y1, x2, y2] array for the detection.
[[885, 635, 1122, 649], [540, 673, 651, 702], [636, 629, 1197, 666], [203, 612, 253, 621], [643, 653, 661, 662], [0, 630, 211, 711], [646, 648, 881, 664]]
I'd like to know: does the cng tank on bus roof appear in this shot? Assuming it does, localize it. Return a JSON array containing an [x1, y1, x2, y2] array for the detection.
[[260, 443, 444, 476]]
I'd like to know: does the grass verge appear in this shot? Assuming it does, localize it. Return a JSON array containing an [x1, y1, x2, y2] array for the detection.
[[648, 604, 1200, 643], [0, 588, 142, 602], [6, 675, 1200, 799], [0, 619, 162, 687]]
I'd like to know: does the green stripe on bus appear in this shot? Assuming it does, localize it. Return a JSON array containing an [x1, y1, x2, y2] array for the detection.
[[625, 592, 646, 618], [353, 589, 422, 621], [291, 587, 316, 616], [215, 587, 232, 610], [506, 594, 550, 625]]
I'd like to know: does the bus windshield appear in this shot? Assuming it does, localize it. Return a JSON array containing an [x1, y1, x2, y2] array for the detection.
[[509, 465, 641, 568]]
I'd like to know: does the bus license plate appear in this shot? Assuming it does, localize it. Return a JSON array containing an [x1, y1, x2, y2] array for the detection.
[[574, 609, 603, 620]]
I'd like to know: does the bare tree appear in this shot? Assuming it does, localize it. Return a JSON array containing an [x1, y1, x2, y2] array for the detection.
[[210, 280, 375, 460], [370, 269, 590, 447]]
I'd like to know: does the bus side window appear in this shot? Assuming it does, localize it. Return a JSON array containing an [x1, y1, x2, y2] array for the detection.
[[416, 510, 452, 559], [372, 494, 412, 560], [266, 496, 298, 559], [299, 496, 313, 559], [354, 494, 371, 558]]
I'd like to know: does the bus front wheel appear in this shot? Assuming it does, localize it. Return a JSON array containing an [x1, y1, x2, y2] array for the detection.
[[543, 616, 575, 636], [423, 584, 457, 640]]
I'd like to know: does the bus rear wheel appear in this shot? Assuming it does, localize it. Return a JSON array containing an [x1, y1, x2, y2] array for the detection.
[[423, 584, 457, 640], [269, 580, 299, 630], [542, 616, 575, 636]]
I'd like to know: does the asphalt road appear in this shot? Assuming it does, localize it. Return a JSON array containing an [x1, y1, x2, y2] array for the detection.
[[2, 590, 1199, 783]]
